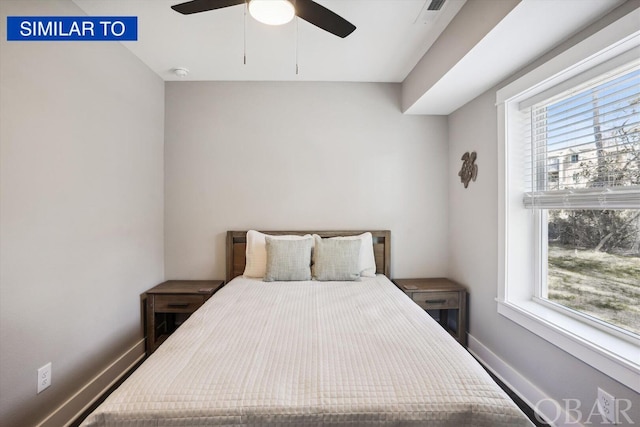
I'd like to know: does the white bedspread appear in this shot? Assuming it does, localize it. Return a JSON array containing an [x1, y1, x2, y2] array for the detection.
[[82, 276, 532, 426]]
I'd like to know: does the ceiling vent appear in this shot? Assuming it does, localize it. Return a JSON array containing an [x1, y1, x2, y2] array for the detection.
[[428, 0, 446, 11], [415, 0, 446, 24]]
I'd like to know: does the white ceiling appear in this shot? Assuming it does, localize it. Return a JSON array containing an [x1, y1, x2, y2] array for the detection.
[[72, 0, 628, 114], [72, 0, 466, 82]]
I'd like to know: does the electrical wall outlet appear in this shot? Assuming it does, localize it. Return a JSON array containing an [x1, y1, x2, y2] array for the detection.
[[597, 387, 617, 424], [37, 362, 51, 394]]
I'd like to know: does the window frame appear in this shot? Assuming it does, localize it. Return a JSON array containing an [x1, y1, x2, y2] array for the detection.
[[496, 8, 640, 393]]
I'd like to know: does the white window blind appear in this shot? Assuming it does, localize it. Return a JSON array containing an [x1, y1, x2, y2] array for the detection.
[[522, 58, 640, 209]]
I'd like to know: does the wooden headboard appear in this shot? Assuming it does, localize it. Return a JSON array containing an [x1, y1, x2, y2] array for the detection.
[[226, 230, 391, 283]]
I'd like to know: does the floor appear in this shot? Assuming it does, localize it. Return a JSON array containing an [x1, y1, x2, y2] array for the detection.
[[486, 369, 551, 426]]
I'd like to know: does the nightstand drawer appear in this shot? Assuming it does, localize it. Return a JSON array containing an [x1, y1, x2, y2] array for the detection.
[[412, 291, 459, 310], [395, 278, 467, 346], [146, 280, 224, 356], [154, 294, 204, 312]]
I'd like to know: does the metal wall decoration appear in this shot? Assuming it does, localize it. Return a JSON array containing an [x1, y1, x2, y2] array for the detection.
[[458, 151, 478, 188]]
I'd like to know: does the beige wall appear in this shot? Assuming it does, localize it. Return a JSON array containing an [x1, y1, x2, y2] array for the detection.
[[164, 82, 449, 280], [0, 1, 165, 426], [447, 2, 640, 425]]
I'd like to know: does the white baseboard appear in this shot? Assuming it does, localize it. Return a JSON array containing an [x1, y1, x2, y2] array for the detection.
[[36, 338, 146, 427], [468, 334, 583, 427]]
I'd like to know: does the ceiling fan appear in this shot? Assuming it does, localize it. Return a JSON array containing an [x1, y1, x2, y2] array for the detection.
[[171, 0, 356, 38]]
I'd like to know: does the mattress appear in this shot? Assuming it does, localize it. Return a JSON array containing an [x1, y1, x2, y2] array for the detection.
[[82, 275, 532, 426]]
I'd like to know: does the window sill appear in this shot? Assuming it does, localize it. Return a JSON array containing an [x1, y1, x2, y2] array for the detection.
[[497, 298, 639, 392]]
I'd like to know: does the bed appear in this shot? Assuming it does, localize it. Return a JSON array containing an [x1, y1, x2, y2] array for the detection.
[[82, 230, 532, 426]]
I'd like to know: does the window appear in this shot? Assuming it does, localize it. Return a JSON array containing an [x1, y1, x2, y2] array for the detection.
[[496, 9, 640, 392], [525, 64, 639, 335], [547, 158, 560, 189]]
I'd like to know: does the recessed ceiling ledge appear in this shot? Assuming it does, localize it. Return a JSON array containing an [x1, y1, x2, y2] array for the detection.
[[401, 0, 521, 115]]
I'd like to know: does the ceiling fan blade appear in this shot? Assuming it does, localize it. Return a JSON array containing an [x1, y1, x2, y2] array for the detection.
[[171, 0, 244, 15], [295, 0, 356, 38]]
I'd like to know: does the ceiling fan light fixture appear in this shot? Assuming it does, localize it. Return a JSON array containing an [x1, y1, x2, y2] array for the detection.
[[248, 0, 295, 26]]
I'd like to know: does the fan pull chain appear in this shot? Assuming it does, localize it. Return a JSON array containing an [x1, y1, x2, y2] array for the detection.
[[295, 16, 299, 75], [243, 1, 247, 65]]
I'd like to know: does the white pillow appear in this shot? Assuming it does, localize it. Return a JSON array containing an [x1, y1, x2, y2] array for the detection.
[[244, 230, 312, 278], [327, 232, 377, 277]]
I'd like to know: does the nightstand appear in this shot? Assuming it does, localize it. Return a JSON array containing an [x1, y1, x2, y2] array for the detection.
[[394, 278, 467, 346], [145, 280, 224, 355]]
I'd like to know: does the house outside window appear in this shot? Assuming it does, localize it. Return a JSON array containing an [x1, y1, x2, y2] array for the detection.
[[496, 10, 639, 392]]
